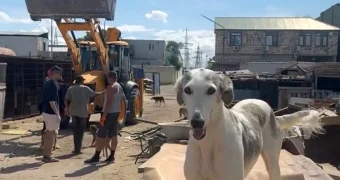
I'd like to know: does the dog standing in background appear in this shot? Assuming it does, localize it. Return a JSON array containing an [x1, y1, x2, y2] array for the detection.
[[179, 106, 188, 119], [151, 96, 166, 107]]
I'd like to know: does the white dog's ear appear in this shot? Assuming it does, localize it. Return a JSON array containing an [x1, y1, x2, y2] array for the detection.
[[219, 74, 234, 105], [175, 76, 184, 105]]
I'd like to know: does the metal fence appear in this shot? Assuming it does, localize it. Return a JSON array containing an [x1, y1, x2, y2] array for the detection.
[[0, 56, 73, 120]]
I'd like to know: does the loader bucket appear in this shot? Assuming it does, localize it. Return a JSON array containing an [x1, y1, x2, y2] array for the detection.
[[25, 0, 116, 21]]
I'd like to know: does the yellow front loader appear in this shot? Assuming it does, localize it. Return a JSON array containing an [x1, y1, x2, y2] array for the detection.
[[25, 0, 144, 129]]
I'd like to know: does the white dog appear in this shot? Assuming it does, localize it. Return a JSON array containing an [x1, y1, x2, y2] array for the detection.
[[175, 68, 323, 180]]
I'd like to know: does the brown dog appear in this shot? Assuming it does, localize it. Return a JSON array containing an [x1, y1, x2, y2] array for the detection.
[[89, 125, 110, 157], [89, 125, 98, 147], [179, 106, 188, 119], [151, 96, 166, 106]]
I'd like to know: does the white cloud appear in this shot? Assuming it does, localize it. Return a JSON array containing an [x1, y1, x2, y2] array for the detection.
[[0, 11, 32, 24], [123, 36, 137, 40], [152, 29, 215, 67], [116, 24, 154, 32], [30, 19, 66, 46], [145, 10, 168, 23]]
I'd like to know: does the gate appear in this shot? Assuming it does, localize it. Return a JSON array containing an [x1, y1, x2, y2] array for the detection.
[[0, 56, 73, 120]]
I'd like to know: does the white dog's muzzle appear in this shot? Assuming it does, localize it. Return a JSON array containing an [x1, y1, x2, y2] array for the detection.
[[191, 110, 207, 140]]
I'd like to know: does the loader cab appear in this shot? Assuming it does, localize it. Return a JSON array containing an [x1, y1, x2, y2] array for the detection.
[[107, 41, 131, 83], [78, 41, 102, 72]]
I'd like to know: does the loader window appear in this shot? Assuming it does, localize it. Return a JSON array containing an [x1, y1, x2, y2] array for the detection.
[[108, 45, 121, 69], [80, 46, 103, 71]]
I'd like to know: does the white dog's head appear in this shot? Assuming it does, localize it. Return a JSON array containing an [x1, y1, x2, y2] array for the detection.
[[175, 68, 234, 140]]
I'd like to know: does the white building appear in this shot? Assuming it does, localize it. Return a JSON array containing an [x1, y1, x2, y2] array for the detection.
[[124, 39, 166, 66], [0, 31, 49, 58]]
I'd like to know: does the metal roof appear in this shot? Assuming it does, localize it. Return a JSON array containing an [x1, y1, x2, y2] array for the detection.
[[214, 17, 340, 30], [0, 31, 48, 36]]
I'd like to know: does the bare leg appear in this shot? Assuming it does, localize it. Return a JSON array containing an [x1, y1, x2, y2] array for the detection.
[[42, 130, 59, 162]]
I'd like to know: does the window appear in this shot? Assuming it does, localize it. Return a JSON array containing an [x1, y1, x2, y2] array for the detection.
[[299, 33, 311, 46], [315, 33, 328, 46], [230, 32, 242, 46], [265, 32, 278, 46], [43, 42, 46, 51], [149, 44, 155, 50]]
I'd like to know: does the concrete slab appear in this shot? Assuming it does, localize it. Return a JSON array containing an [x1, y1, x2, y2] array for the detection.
[[140, 143, 333, 180], [158, 122, 190, 141], [88, 113, 101, 122], [320, 163, 340, 178]]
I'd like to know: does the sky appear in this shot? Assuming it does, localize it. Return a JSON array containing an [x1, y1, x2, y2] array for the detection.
[[0, 0, 339, 64]]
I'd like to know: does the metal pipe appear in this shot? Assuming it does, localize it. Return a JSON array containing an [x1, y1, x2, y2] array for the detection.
[[70, 31, 79, 48], [201, 15, 227, 55]]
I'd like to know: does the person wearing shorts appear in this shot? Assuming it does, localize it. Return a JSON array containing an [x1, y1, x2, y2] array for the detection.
[[85, 71, 124, 163], [41, 66, 63, 163]]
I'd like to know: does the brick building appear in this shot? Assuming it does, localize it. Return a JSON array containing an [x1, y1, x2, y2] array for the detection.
[[213, 17, 340, 71]]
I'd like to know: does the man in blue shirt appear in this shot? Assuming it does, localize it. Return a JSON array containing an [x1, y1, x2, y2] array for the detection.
[[41, 66, 63, 163]]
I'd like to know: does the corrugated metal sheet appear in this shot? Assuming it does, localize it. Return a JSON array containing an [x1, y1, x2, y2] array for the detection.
[[234, 89, 260, 100], [214, 17, 340, 30], [0, 31, 48, 36]]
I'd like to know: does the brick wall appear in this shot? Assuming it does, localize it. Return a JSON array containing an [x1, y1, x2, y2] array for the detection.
[[215, 30, 339, 63]]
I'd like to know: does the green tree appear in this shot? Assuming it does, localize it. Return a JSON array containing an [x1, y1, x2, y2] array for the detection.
[[166, 41, 183, 71], [205, 56, 215, 69]]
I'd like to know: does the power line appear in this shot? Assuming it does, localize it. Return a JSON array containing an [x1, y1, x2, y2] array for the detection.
[[193, 45, 203, 68], [183, 29, 191, 69]]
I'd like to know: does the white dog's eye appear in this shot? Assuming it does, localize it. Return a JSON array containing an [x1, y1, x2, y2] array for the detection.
[[184, 87, 192, 95], [207, 87, 216, 95]]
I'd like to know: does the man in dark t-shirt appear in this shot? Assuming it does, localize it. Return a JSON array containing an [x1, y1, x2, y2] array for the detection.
[[41, 66, 63, 163], [39, 69, 62, 150]]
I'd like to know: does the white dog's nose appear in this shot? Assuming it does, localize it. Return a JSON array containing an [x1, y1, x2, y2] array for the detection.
[[191, 110, 204, 129]]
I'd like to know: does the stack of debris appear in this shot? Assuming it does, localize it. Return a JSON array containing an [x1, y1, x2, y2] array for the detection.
[[144, 78, 153, 94]]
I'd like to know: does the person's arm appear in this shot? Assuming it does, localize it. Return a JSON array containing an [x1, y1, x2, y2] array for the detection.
[[102, 85, 118, 119], [46, 82, 60, 116], [85, 86, 96, 98], [95, 89, 106, 95]]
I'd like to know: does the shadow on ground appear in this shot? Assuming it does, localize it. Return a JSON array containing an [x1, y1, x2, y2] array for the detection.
[[0, 129, 74, 158], [1, 162, 43, 174], [64, 163, 110, 177]]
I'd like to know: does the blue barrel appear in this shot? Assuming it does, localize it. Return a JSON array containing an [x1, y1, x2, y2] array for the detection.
[[133, 68, 145, 79]]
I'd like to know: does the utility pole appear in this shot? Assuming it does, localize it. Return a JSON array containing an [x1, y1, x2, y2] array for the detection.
[[50, 19, 53, 53], [183, 29, 191, 69], [193, 45, 203, 68], [54, 28, 58, 45], [205, 55, 208, 67]]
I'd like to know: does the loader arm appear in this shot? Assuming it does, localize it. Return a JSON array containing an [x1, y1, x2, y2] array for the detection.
[[55, 19, 82, 75], [56, 18, 109, 74]]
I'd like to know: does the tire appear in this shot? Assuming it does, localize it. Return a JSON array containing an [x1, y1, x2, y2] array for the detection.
[[60, 114, 70, 130], [126, 88, 141, 125], [118, 95, 127, 130]]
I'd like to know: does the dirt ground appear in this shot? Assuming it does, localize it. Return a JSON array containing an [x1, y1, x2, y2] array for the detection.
[[0, 85, 180, 180]]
